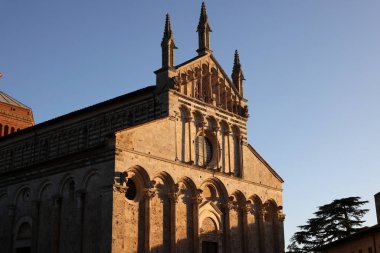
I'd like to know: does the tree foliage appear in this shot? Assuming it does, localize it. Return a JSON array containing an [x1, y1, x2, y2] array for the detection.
[[287, 196, 369, 253]]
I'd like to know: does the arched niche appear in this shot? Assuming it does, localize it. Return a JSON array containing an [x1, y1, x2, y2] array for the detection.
[[228, 191, 247, 253], [175, 177, 198, 253], [263, 199, 280, 253], [13, 217, 32, 253], [246, 195, 264, 253], [150, 172, 175, 253]]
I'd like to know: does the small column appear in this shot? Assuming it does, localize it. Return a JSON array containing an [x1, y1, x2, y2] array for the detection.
[[8, 205, 16, 253], [214, 126, 220, 171], [32, 200, 41, 253], [277, 211, 286, 253], [258, 209, 267, 253], [226, 130, 232, 174], [192, 190, 203, 253], [187, 116, 193, 163], [241, 205, 249, 253], [170, 113, 179, 161], [76, 190, 86, 253], [169, 191, 178, 253], [144, 186, 157, 253], [53, 195, 63, 253], [208, 69, 213, 103], [100, 185, 113, 253]]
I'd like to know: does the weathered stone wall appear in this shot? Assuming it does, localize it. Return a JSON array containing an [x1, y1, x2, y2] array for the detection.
[[114, 117, 284, 253], [0, 160, 113, 253], [320, 232, 380, 253]]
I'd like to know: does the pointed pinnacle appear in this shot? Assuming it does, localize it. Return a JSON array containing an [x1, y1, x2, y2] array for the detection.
[[200, 2, 207, 21], [234, 50, 241, 68], [164, 13, 172, 38], [198, 2, 209, 30]]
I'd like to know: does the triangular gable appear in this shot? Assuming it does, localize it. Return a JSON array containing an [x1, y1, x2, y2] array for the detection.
[[247, 144, 284, 183], [174, 54, 243, 100]]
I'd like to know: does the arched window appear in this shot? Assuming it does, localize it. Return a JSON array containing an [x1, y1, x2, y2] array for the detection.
[[11, 127, 15, 134], [0, 124, 2, 137], [195, 135, 213, 166]]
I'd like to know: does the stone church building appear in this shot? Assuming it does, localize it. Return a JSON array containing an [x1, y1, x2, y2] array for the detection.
[[0, 3, 285, 253]]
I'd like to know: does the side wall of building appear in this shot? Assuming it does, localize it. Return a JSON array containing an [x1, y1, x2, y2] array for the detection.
[[0, 158, 114, 253], [320, 232, 380, 253]]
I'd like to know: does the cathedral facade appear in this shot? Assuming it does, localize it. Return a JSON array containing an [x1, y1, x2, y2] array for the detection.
[[0, 3, 285, 253]]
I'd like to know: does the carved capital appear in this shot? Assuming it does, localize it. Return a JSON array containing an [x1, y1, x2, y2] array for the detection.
[[258, 209, 267, 220], [168, 192, 179, 203], [113, 184, 128, 194], [114, 171, 129, 188], [245, 202, 255, 215], [278, 211, 286, 222], [192, 189, 203, 205], [144, 188, 156, 200], [225, 197, 238, 211]]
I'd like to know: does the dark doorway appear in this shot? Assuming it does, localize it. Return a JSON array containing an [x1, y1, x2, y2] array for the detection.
[[202, 241, 218, 253], [16, 247, 31, 253]]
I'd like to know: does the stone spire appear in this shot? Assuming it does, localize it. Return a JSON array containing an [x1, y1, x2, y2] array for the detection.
[[161, 14, 177, 69], [196, 2, 212, 55], [231, 50, 245, 96]]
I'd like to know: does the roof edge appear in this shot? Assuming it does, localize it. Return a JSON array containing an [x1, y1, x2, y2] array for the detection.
[[247, 144, 284, 183]]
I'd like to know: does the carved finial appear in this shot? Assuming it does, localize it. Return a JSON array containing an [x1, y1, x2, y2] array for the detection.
[[231, 49, 245, 96], [0, 72, 3, 79], [164, 13, 173, 39], [198, 2, 208, 27], [197, 2, 212, 55], [233, 50, 240, 68], [161, 13, 177, 69]]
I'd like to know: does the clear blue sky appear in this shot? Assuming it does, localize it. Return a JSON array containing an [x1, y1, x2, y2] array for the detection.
[[1, 0, 379, 247]]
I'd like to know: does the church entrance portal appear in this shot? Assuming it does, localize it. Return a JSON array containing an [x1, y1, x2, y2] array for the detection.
[[16, 247, 31, 253], [202, 241, 218, 253]]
